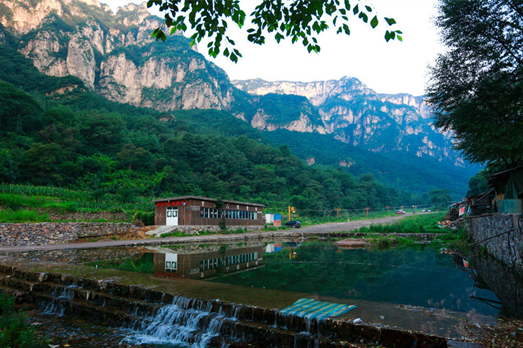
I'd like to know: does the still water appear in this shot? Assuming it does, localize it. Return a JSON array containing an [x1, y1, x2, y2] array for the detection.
[[4, 240, 518, 345], [202, 242, 501, 317]]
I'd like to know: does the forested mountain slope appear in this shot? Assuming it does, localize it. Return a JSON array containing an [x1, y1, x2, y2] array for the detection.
[[0, 0, 478, 202], [0, 44, 423, 212]]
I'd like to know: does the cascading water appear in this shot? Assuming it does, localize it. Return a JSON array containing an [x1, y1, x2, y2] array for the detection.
[[41, 287, 74, 316], [122, 296, 236, 347]]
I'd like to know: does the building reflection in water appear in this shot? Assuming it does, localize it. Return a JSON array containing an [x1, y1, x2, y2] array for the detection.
[[152, 244, 264, 279]]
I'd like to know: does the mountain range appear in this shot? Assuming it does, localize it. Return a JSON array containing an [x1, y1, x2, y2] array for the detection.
[[0, 0, 478, 198]]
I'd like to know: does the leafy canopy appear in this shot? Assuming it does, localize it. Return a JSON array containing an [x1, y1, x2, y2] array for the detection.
[[147, 0, 402, 62], [427, 0, 523, 171]]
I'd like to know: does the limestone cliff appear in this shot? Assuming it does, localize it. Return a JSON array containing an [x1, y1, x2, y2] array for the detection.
[[232, 77, 460, 165], [0, 0, 234, 110]]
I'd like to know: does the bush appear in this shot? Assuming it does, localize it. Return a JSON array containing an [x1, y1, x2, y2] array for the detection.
[[0, 209, 49, 223], [0, 292, 48, 348], [133, 211, 155, 225]]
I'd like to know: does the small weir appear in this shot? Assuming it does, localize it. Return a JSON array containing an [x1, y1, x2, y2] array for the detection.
[[0, 264, 449, 348], [123, 298, 232, 347]]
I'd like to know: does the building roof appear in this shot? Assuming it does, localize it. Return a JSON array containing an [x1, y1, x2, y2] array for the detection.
[[153, 196, 265, 207], [487, 165, 523, 186]]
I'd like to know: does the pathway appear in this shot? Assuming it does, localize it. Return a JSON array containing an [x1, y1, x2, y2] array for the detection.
[[0, 213, 419, 253]]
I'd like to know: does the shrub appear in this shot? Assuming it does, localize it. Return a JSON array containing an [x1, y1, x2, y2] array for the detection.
[[133, 211, 155, 225], [0, 292, 49, 348], [0, 209, 49, 223]]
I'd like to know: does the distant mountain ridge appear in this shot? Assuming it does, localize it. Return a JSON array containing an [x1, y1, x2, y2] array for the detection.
[[232, 77, 459, 166], [0, 0, 478, 197]]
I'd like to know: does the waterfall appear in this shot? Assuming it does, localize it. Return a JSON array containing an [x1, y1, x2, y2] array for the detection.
[[123, 297, 236, 347], [41, 287, 74, 316]]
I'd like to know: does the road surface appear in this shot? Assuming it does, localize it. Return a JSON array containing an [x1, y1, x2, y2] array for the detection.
[[0, 213, 418, 253]]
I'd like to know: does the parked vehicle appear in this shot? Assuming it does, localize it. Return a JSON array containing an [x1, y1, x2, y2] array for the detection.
[[284, 220, 301, 228], [395, 210, 406, 214]]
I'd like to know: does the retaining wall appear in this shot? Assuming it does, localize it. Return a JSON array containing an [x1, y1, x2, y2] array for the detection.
[[0, 222, 139, 247], [159, 225, 264, 235], [40, 210, 131, 222], [466, 213, 523, 271]]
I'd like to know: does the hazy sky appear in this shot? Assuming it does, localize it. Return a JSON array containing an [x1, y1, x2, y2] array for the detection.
[[107, 0, 444, 96]]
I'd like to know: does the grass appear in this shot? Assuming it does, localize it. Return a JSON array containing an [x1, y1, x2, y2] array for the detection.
[[0, 209, 50, 223], [0, 188, 153, 223], [357, 212, 448, 234], [290, 210, 400, 227], [0, 184, 154, 213], [366, 234, 417, 247], [358, 212, 472, 249], [0, 292, 49, 347]]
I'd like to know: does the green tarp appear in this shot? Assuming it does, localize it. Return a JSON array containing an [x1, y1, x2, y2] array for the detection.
[[278, 298, 356, 321], [505, 172, 523, 199]]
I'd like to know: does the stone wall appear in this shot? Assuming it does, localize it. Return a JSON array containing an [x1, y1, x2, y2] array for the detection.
[[0, 222, 139, 247], [37, 209, 131, 222], [163, 225, 264, 234], [466, 213, 523, 271]]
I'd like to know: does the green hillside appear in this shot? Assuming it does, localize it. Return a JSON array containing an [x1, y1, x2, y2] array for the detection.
[[0, 45, 428, 214]]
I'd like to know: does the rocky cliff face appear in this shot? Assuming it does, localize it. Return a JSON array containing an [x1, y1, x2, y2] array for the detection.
[[0, 0, 233, 110], [232, 77, 460, 165]]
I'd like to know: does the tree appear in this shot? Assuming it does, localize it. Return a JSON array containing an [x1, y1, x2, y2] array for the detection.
[[430, 188, 452, 209], [466, 170, 490, 197], [147, 0, 402, 62], [427, 0, 523, 171]]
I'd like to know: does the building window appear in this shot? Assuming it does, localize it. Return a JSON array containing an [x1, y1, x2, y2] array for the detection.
[[200, 208, 204, 218]]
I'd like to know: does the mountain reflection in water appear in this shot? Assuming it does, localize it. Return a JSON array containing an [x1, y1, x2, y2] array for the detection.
[[207, 242, 508, 317]]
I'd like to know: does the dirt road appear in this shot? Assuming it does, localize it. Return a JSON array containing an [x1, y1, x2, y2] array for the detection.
[[0, 213, 417, 253]]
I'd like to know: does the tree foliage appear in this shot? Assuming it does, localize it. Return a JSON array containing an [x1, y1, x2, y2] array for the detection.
[[430, 188, 452, 209], [0, 44, 435, 212], [147, 0, 402, 62], [427, 0, 523, 170]]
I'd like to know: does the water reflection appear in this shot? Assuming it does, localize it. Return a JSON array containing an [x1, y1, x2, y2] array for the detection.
[[467, 251, 523, 318], [4, 239, 523, 319], [151, 244, 264, 279], [209, 242, 503, 317]]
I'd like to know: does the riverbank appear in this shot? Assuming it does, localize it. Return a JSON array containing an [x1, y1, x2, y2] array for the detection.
[[0, 213, 427, 253]]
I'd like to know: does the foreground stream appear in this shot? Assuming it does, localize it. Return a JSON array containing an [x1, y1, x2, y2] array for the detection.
[[1, 239, 522, 347]]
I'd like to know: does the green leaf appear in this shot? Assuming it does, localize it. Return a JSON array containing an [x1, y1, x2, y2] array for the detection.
[[370, 16, 378, 29], [397, 35, 403, 42], [365, 5, 372, 12], [384, 17, 396, 26], [353, 4, 359, 14]]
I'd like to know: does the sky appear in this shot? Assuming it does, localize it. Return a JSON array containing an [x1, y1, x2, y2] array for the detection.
[[107, 0, 444, 96]]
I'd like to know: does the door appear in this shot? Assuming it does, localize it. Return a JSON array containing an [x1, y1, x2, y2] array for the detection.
[[166, 207, 178, 225]]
